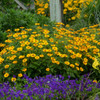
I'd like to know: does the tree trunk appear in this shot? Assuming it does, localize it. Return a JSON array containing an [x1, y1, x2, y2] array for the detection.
[[50, 0, 63, 22]]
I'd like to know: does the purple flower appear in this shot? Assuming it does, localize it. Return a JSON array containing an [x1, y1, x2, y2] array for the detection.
[[95, 95, 100, 100]]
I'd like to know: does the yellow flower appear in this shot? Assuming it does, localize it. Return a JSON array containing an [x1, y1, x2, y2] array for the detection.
[[11, 50, 17, 54], [22, 35, 27, 38], [76, 53, 82, 58], [75, 63, 79, 66], [45, 35, 50, 37], [39, 54, 44, 57], [19, 55, 25, 59], [38, 45, 43, 48], [43, 29, 50, 34], [6, 29, 11, 32], [4, 65, 9, 69], [4, 73, 9, 78], [0, 57, 4, 64], [35, 23, 40, 25], [83, 62, 87, 65], [55, 61, 60, 65], [0, 43, 5, 47], [5, 39, 12, 43], [26, 46, 31, 49], [66, 24, 70, 27], [44, 3, 48, 8], [22, 63, 27, 66], [21, 43, 25, 47], [80, 67, 84, 71], [70, 64, 75, 68], [46, 68, 50, 71], [9, 57, 15, 60], [20, 27, 24, 29], [93, 80, 97, 83], [71, 16, 76, 20], [35, 56, 40, 60], [17, 47, 23, 51], [76, 67, 79, 71], [22, 68, 27, 72], [47, 53, 53, 57], [18, 73, 23, 77], [26, 54, 31, 57], [31, 53, 36, 57], [12, 61, 17, 64], [83, 58, 88, 62], [52, 47, 58, 51], [33, 43, 38, 46], [14, 29, 20, 31], [49, 38, 54, 42], [11, 77, 16, 82], [64, 61, 70, 65], [22, 58, 27, 63], [25, 41, 30, 45]]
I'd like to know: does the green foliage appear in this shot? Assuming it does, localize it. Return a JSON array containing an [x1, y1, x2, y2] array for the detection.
[[71, 0, 100, 30], [0, 9, 36, 31], [0, 0, 17, 11]]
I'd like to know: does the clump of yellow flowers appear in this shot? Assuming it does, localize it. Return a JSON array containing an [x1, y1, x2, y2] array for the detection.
[[0, 23, 100, 82], [34, 0, 96, 21]]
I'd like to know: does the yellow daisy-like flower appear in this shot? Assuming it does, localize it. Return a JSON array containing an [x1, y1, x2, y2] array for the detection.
[[22, 68, 27, 72], [4, 73, 9, 78], [80, 67, 84, 71], [18, 73, 23, 77], [19, 55, 25, 59], [93, 80, 97, 83], [70, 64, 75, 68], [4, 65, 9, 69], [12, 61, 17, 64], [64, 61, 70, 65], [31, 53, 36, 57], [46, 68, 50, 71], [22, 58, 27, 63], [26, 46, 31, 49], [75, 63, 79, 66], [14, 28, 20, 31], [0, 57, 4, 64], [76, 67, 79, 71], [35, 56, 40, 60], [11, 77, 16, 82], [39, 54, 44, 57], [17, 47, 23, 51]]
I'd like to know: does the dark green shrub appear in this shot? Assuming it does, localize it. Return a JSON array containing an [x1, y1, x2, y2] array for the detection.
[[0, 9, 36, 31]]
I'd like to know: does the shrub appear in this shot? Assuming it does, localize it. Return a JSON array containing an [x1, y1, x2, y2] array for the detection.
[[0, 23, 100, 82], [0, 9, 36, 31]]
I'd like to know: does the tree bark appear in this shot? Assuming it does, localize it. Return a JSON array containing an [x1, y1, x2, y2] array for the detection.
[[14, 0, 28, 10], [50, 0, 63, 22], [30, 0, 35, 10]]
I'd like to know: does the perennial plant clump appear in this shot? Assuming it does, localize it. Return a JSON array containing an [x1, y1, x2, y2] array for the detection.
[[0, 23, 100, 82]]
